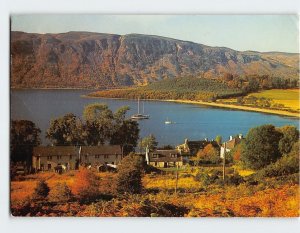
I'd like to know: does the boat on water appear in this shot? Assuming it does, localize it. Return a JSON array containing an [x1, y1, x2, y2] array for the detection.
[[165, 118, 174, 124], [131, 98, 150, 120]]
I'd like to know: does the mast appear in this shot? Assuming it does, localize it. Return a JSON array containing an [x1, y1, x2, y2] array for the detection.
[[142, 102, 145, 114]]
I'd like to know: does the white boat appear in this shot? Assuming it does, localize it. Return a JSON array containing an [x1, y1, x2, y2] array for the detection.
[[165, 118, 174, 124], [131, 98, 150, 120]]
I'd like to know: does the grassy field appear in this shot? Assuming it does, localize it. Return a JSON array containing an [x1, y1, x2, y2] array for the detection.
[[249, 89, 299, 111], [10, 166, 299, 217]]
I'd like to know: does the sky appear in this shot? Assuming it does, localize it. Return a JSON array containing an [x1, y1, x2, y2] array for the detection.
[[11, 14, 299, 53]]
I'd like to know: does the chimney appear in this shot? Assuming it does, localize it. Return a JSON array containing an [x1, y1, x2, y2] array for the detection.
[[229, 136, 233, 140], [239, 134, 243, 139]]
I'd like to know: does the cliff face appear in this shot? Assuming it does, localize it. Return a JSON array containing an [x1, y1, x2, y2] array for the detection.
[[11, 31, 299, 88]]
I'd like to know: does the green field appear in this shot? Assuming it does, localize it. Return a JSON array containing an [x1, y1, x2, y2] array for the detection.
[[249, 89, 299, 111]]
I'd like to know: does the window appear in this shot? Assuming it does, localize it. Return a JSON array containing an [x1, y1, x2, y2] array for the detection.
[[95, 155, 100, 159], [85, 155, 88, 159], [152, 154, 159, 158], [47, 156, 52, 160], [48, 164, 52, 170], [170, 154, 176, 158], [57, 155, 62, 160], [69, 155, 72, 160], [104, 155, 109, 159]]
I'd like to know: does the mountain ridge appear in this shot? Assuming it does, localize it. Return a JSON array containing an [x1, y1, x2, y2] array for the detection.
[[11, 31, 299, 89]]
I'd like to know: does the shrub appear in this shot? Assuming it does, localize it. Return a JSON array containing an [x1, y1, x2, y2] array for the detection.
[[33, 179, 50, 200], [71, 168, 100, 202], [49, 182, 72, 203], [116, 154, 143, 194], [226, 173, 245, 186], [256, 141, 299, 179]]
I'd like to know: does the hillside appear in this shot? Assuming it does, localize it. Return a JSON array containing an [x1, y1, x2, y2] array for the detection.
[[11, 31, 299, 89]]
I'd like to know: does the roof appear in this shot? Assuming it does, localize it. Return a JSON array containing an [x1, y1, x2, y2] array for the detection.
[[80, 145, 122, 155], [223, 137, 242, 150], [187, 140, 210, 153], [33, 146, 77, 157], [149, 149, 182, 162], [151, 149, 180, 157]]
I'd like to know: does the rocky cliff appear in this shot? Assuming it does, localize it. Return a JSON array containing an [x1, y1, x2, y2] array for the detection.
[[11, 31, 299, 88]]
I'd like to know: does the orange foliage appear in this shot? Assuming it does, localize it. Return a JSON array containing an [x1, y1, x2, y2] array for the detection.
[[197, 144, 219, 159], [71, 168, 100, 201]]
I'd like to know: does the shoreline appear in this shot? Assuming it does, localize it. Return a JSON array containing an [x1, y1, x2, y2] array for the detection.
[[83, 95, 300, 118]]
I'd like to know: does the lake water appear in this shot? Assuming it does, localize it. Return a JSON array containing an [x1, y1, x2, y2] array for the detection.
[[11, 89, 299, 146]]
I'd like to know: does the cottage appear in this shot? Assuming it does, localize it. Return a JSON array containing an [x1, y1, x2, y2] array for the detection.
[[32, 146, 78, 171], [146, 149, 183, 168], [220, 134, 243, 158], [32, 145, 123, 172], [80, 145, 122, 167], [177, 138, 219, 155]]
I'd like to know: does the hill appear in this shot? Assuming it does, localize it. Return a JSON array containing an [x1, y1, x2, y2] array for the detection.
[[11, 31, 299, 89]]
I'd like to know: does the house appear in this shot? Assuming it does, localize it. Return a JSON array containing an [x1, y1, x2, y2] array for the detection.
[[146, 149, 183, 168], [177, 138, 219, 155], [80, 145, 123, 167], [220, 134, 243, 158], [32, 145, 123, 172], [32, 146, 78, 171]]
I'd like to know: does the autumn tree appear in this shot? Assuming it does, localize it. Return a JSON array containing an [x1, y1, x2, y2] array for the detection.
[[10, 120, 41, 166], [33, 179, 50, 200], [241, 124, 283, 170], [46, 113, 84, 146], [116, 154, 143, 194], [71, 168, 100, 202], [231, 143, 242, 161], [197, 144, 220, 164]]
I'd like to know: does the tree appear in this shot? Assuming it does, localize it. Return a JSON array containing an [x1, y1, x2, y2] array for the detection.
[[33, 179, 50, 200], [197, 144, 220, 164], [139, 134, 158, 151], [277, 125, 299, 154], [83, 103, 114, 145], [110, 119, 140, 155], [241, 124, 283, 170], [10, 120, 41, 165], [116, 154, 143, 194], [71, 168, 100, 202], [231, 143, 242, 161], [256, 141, 299, 178], [46, 113, 84, 146], [48, 182, 72, 203], [215, 135, 222, 145]]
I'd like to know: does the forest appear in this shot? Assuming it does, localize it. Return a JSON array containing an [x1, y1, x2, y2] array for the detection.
[[88, 74, 299, 102]]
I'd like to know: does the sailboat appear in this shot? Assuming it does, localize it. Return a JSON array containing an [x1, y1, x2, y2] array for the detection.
[[131, 98, 150, 120], [164, 117, 173, 124]]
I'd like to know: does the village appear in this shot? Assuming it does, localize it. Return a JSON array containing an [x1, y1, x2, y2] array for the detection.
[[30, 135, 243, 174]]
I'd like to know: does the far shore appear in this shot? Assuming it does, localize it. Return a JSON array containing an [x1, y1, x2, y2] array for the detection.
[[82, 94, 300, 118]]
